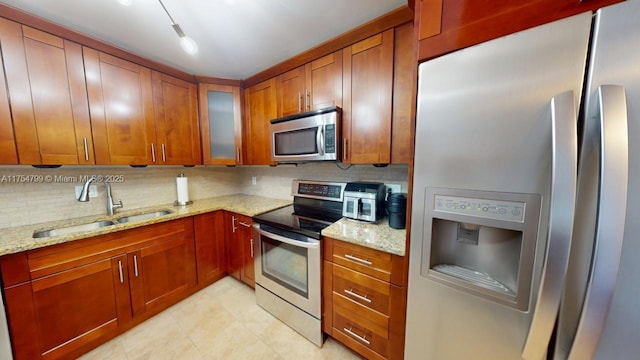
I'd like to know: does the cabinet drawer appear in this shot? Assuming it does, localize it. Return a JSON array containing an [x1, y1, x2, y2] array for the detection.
[[333, 292, 389, 357], [332, 241, 392, 282], [332, 263, 390, 315]]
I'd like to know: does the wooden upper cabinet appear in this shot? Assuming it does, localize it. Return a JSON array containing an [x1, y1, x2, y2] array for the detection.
[[391, 22, 415, 165], [307, 51, 343, 111], [84, 47, 156, 165], [0, 19, 94, 165], [199, 83, 243, 165], [151, 71, 201, 165], [276, 51, 343, 117], [0, 31, 17, 164], [276, 66, 306, 117], [244, 78, 277, 165], [416, 0, 624, 61], [342, 29, 394, 164]]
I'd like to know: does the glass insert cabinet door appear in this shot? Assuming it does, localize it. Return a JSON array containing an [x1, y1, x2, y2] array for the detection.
[[198, 83, 243, 165]]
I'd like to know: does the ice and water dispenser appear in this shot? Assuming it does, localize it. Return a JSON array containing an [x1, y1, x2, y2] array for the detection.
[[422, 188, 541, 310]]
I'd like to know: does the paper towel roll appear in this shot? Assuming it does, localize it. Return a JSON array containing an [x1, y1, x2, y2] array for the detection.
[[176, 175, 190, 205]]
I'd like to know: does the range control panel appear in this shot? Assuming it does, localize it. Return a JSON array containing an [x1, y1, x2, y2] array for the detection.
[[434, 194, 526, 223]]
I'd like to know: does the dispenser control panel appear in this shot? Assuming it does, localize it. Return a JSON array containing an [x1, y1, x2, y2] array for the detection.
[[434, 194, 525, 223]]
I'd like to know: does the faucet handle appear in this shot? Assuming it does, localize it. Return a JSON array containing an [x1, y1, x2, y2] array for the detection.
[[114, 200, 124, 209]]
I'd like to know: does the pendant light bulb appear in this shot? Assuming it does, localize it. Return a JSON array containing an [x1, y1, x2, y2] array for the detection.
[[179, 35, 198, 55]]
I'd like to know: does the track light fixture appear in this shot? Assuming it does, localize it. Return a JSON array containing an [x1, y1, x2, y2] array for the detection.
[[158, 0, 198, 55]]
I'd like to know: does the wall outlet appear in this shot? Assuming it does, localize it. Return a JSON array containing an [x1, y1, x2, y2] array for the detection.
[[74, 185, 98, 199], [385, 183, 402, 193], [251, 176, 257, 185]]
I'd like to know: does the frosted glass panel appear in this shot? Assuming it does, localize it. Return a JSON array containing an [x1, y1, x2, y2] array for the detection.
[[207, 91, 236, 159]]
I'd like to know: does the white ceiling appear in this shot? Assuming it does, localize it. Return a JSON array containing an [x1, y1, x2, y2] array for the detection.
[[0, 0, 407, 79]]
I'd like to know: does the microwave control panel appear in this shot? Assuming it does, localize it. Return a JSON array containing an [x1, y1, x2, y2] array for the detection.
[[324, 124, 336, 154]]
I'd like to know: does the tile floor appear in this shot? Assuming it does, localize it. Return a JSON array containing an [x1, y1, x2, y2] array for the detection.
[[79, 276, 361, 360]]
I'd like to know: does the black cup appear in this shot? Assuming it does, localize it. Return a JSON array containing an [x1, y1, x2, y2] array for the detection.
[[387, 193, 407, 229]]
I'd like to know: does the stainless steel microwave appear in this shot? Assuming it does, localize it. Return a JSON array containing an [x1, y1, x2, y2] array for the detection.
[[270, 106, 341, 162]]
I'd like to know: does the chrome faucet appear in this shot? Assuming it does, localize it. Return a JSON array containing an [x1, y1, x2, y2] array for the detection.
[[77, 176, 124, 216]]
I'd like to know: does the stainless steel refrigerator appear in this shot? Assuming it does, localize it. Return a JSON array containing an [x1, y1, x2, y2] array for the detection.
[[406, 1, 640, 359]]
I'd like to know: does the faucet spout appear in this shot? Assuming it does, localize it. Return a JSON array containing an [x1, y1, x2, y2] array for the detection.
[[104, 181, 124, 216], [77, 176, 97, 202], [77, 177, 123, 216]]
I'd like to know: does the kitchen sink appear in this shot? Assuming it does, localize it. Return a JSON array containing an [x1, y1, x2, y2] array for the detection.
[[33, 220, 116, 239], [116, 210, 173, 223]]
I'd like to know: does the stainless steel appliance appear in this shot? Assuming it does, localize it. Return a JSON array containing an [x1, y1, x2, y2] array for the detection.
[[342, 182, 386, 222], [253, 179, 346, 346], [0, 292, 12, 359], [270, 106, 340, 163], [406, 2, 640, 358]]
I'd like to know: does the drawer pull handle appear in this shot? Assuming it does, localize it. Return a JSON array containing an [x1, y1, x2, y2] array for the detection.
[[344, 327, 370, 345], [344, 253, 372, 266], [344, 289, 372, 303]]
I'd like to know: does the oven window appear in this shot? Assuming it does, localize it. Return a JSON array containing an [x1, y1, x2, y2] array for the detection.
[[261, 235, 309, 298], [274, 127, 318, 156]]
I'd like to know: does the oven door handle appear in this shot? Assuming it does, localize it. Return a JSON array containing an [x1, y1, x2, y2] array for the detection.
[[257, 228, 320, 249]]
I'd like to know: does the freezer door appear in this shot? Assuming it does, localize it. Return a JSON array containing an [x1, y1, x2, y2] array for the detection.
[[556, 1, 640, 358], [406, 12, 592, 360]]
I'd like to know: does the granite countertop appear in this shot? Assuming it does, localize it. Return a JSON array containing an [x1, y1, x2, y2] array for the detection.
[[0, 194, 291, 257], [322, 217, 407, 256]]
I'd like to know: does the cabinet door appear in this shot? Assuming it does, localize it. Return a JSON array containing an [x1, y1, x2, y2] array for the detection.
[[276, 65, 306, 117], [0, 20, 93, 165], [194, 211, 227, 285], [306, 50, 343, 111], [225, 212, 242, 281], [244, 78, 277, 165], [199, 84, 243, 165], [343, 29, 394, 164], [27, 256, 131, 359], [391, 22, 415, 164], [84, 47, 156, 165], [152, 71, 201, 165], [416, 0, 624, 61], [128, 232, 197, 316], [0, 27, 17, 164], [237, 215, 255, 288]]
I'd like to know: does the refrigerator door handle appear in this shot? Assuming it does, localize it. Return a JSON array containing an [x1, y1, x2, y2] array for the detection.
[[567, 85, 629, 360], [522, 91, 578, 359]]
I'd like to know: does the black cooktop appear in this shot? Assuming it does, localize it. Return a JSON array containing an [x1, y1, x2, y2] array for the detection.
[[252, 204, 340, 240]]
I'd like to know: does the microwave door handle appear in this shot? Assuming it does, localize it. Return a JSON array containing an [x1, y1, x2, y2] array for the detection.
[[317, 126, 324, 156]]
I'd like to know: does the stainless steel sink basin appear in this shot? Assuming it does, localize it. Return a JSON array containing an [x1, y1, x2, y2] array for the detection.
[[116, 210, 173, 223], [33, 220, 116, 238]]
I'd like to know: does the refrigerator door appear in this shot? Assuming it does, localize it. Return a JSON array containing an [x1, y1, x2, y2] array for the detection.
[[406, 13, 592, 360], [556, 1, 640, 358]]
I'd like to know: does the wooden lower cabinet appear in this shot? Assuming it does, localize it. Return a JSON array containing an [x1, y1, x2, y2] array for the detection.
[[225, 212, 255, 287], [323, 237, 407, 360], [0, 218, 198, 360], [194, 211, 227, 286]]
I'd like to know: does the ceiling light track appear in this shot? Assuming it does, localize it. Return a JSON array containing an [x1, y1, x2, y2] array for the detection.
[[158, 0, 198, 55]]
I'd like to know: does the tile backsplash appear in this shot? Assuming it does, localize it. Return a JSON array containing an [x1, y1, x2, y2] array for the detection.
[[0, 163, 407, 229]]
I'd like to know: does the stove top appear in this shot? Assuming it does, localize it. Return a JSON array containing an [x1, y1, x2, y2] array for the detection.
[[252, 180, 347, 239], [252, 205, 334, 240]]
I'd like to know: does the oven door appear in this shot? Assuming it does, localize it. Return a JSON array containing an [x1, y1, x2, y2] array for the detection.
[[253, 224, 321, 318]]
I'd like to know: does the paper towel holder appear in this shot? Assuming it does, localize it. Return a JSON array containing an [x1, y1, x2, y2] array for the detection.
[[174, 173, 193, 206]]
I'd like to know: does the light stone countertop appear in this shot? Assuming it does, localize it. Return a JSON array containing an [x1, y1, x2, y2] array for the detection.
[[0, 194, 291, 257], [322, 217, 407, 256]]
